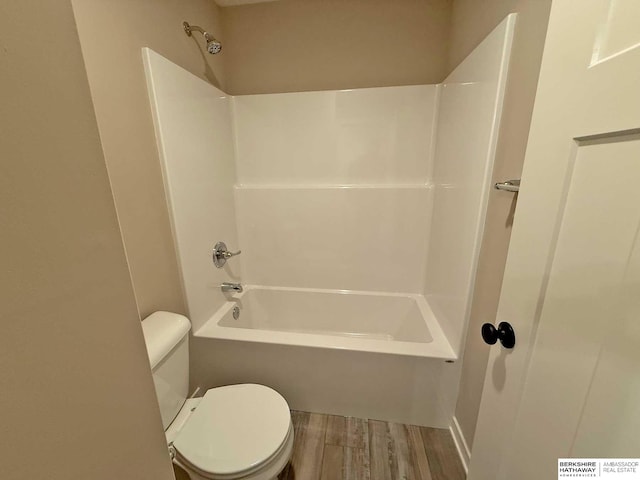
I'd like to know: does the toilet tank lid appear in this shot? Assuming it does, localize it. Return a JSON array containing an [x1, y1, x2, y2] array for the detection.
[[142, 311, 191, 369]]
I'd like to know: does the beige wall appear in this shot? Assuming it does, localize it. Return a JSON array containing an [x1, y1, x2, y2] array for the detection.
[[450, 0, 552, 449], [0, 2, 174, 479], [71, 0, 227, 319], [221, 0, 452, 95]]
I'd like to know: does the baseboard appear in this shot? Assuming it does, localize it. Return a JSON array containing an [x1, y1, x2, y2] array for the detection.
[[449, 416, 471, 474]]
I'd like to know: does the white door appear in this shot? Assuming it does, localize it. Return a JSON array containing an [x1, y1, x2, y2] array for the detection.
[[469, 1, 640, 479]]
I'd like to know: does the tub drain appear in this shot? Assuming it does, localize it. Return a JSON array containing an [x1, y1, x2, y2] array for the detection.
[[232, 305, 240, 320]]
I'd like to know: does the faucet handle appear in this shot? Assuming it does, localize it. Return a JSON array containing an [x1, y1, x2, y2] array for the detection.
[[222, 249, 241, 259], [212, 241, 241, 268]]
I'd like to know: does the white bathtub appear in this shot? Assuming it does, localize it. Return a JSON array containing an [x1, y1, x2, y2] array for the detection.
[[195, 285, 455, 359], [191, 286, 458, 427]]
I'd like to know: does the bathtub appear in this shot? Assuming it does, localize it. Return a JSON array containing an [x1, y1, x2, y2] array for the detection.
[[195, 285, 455, 359], [191, 286, 459, 427]]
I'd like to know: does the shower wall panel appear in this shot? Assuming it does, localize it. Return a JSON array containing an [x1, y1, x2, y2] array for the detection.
[[233, 86, 439, 186], [232, 85, 438, 292], [423, 16, 515, 354], [235, 186, 431, 292], [143, 49, 241, 332]]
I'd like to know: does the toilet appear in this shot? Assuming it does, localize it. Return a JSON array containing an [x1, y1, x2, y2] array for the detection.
[[142, 311, 294, 480]]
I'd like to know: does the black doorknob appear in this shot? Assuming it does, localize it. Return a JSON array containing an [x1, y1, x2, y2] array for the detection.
[[481, 322, 516, 349]]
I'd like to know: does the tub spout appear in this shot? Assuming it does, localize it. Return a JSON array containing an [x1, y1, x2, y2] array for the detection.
[[221, 282, 243, 293]]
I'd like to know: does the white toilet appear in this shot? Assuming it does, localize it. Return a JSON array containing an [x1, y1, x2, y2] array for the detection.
[[142, 311, 294, 480]]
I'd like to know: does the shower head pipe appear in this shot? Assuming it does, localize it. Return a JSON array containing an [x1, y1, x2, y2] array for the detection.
[[183, 21, 222, 54]]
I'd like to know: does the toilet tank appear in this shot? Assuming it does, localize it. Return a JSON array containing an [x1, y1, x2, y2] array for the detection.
[[142, 311, 191, 430]]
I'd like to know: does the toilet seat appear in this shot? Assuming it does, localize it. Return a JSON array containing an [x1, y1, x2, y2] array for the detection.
[[172, 384, 292, 479]]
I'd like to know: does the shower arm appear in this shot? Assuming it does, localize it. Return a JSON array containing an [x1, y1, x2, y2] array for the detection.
[[183, 22, 212, 41]]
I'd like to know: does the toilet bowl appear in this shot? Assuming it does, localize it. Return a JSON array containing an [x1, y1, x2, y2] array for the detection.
[[168, 384, 294, 480], [142, 312, 294, 480]]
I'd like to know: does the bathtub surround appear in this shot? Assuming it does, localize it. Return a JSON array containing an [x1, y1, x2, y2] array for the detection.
[[144, 53, 440, 327], [232, 86, 439, 185], [143, 49, 239, 334], [236, 186, 432, 292], [233, 86, 438, 292], [1, 3, 174, 479], [424, 16, 515, 356], [144, 15, 513, 430]]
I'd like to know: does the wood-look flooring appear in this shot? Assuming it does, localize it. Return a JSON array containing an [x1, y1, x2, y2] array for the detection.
[[279, 411, 466, 480]]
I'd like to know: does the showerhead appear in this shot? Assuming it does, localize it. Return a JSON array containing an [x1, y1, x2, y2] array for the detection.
[[205, 35, 222, 55], [183, 21, 222, 55]]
